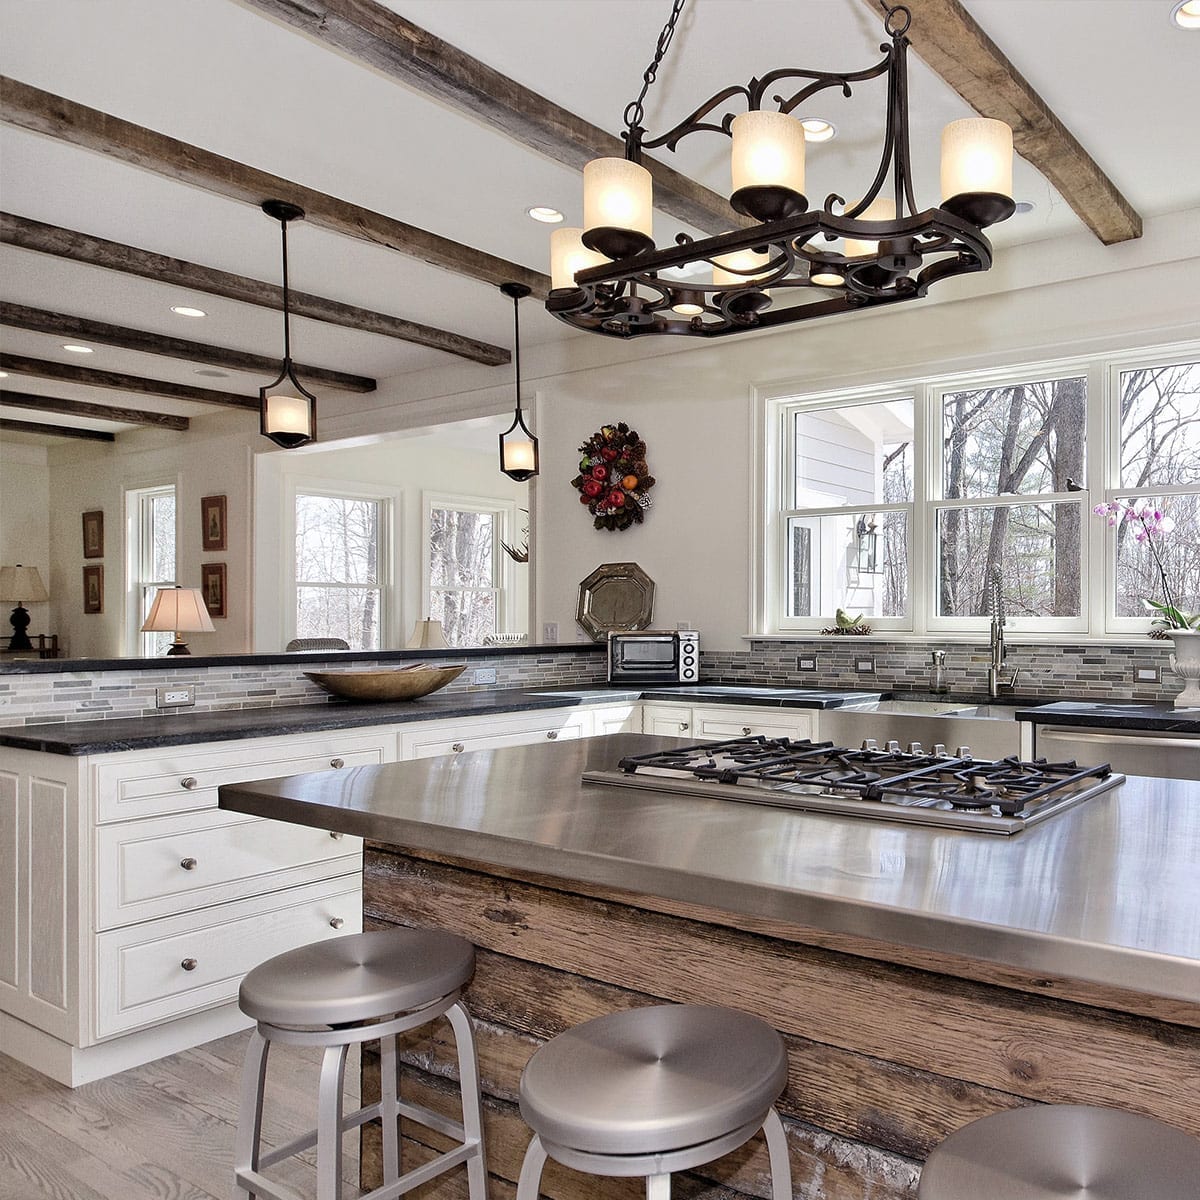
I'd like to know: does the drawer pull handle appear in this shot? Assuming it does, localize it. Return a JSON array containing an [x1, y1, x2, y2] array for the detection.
[[742, 726, 752, 736], [679, 722, 689, 731], [180, 776, 198, 790], [181, 958, 198, 972], [546, 730, 558, 740], [330, 757, 345, 768], [329, 917, 345, 930], [452, 742, 465, 753], [329, 831, 344, 840], [179, 857, 198, 871]]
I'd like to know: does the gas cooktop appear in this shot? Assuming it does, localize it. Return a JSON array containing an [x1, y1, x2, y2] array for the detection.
[[582, 736, 1123, 834]]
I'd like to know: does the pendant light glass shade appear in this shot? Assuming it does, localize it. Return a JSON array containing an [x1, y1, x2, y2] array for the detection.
[[730, 110, 807, 220], [711, 245, 773, 289], [498, 282, 538, 483], [582, 158, 654, 258], [940, 118, 1015, 225], [550, 228, 608, 291]]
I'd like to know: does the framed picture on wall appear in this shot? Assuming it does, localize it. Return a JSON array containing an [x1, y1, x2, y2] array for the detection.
[[201, 495, 227, 552], [83, 565, 103, 614], [82, 510, 104, 559], [201, 561, 227, 619]]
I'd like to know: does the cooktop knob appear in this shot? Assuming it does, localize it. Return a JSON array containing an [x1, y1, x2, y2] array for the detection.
[[932, 743, 948, 756], [955, 745, 972, 759], [907, 742, 923, 755], [886, 740, 901, 753], [861, 738, 878, 751]]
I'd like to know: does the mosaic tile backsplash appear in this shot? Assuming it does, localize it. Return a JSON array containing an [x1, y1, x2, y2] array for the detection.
[[0, 638, 1182, 726]]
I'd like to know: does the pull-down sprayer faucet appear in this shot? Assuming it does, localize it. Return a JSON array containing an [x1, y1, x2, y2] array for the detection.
[[987, 565, 1019, 698]]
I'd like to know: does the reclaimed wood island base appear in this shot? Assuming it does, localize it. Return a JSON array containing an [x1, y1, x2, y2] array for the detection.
[[218, 735, 1200, 1200]]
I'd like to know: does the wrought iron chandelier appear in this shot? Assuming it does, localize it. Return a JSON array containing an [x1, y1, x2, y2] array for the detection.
[[547, 1, 1014, 339], [260, 199, 317, 447]]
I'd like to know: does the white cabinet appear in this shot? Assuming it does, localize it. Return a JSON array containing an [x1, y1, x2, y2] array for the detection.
[[641, 702, 694, 736], [400, 707, 591, 760], [591, 703, 642, 735], [642, 702, 815, 742]]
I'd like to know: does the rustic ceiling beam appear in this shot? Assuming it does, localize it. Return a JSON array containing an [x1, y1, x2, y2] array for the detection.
[[0, 212, 509, 367], [859, 0, 1141, 245], [0, 387, 190, 430], [0, 354, 260, 410], [0, 76, 549, 298], [240, 0, 750, 237], [0, 302, 376, 393], [0, 417, 115, 442]]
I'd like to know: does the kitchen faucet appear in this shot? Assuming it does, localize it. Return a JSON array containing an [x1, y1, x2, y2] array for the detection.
[[987, 565, 1019, 698]]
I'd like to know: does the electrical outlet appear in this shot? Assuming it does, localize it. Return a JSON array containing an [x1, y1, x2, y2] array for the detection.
[[1135, 665, 1161, 683], [855, 657, 876, 675], [797, 655, 818, 672], [156, 686, 195, 708], [542, 622, 559, 643], [472, 667, 497, 685]]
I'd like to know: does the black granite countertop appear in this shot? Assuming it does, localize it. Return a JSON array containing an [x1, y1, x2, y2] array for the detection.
[[0, 683, 882, 755], [1013, 700, 1200, 733]]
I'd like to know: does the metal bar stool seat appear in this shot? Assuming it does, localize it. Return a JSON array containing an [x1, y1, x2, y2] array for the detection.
[[515, 1004, 792, 1200], [918, 1104, 1200, 1199], [233, 928, 489, 1200]]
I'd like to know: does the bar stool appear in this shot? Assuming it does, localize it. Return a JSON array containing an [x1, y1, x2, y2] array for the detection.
[[514, 1004, 792, 1200], [232, 927, 489, 1200], [918, 1104, 1200, 1199]]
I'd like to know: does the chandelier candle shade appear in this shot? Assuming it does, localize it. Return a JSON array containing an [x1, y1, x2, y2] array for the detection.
[[259, 200, 316, 448], [549, 2, 1015, 339], [140, 585, 215, 656], [498, 282, 539, 482]]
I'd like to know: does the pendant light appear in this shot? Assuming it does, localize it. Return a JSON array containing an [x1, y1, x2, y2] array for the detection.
[[498, 282, 538, 482], [259, 200, 316, 448]]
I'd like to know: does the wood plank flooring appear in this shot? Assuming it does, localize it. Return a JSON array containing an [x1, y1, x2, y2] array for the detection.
[[0, 1033, 363, 1200]]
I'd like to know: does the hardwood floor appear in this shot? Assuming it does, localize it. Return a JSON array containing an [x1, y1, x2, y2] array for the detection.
[[0, 1033, 363, 1200]]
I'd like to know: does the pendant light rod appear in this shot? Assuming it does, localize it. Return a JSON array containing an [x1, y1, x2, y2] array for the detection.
[[498, 282, 538, 483], [262, 199, 304, 363]]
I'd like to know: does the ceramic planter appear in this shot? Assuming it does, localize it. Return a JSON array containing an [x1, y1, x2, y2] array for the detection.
[[1168, 629, 1200, 708]]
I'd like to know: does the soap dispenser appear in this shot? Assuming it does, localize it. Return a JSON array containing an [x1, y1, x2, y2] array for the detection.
[[929, 650, 948, 694]]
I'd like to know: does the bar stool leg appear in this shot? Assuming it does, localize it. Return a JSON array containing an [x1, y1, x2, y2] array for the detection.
[[761, 1108, 793, 1200], [646, 1174, 671, 1199], [446, 1000, 489, 1200], [232, 1028, 270, 1200], [379, 1033, 400, 1183], [316, 1042, 348, 1200], [514, 1133, 548, 1200]]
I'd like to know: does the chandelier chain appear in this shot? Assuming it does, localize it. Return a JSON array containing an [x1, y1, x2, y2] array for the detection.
[[622, 0, 687, 152]]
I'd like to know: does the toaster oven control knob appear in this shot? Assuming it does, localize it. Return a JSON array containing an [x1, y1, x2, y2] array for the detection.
[[907, 742, 923, 755], [861, 739, 878, 751], [886, 740, 901, 753], [955, 746, 972, 759]]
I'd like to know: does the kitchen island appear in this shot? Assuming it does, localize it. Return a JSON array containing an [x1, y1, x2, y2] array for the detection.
[[220, 734, 1200, 1200]]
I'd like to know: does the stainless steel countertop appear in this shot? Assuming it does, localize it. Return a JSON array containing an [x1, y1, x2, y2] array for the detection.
[[219, 734, 1200, 1004]]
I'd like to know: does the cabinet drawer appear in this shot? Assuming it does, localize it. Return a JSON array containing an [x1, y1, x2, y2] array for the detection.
[[591, 704, 641, 735], [94, 876, 361, 1040], [692, 706, 815, 742], [93, 734, 389, 823], [95, 809, 361, 930], [401, 710, 590, 760]]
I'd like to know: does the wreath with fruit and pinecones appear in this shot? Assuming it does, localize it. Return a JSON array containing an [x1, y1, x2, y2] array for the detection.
[[570, 422, 655, 532]]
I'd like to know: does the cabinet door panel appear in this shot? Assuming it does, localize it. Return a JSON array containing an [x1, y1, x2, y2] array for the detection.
[[692, 706, 815, 742], [640, 704, 693, 737]]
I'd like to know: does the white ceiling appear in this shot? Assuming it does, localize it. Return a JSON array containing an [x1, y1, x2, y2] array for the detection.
[[1, 0, 1197, 443]]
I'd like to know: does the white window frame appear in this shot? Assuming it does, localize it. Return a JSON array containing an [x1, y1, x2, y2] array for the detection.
[[758, 339, 1200, 643], [125, 482, 178, 656], [285, 476, 398, 650], [422, 492, 518, 642]]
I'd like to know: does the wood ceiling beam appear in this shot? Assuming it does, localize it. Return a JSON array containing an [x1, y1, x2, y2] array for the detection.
[[0, 302, 376, 393], [859, 0, 1141, 245], [0, 388, 190, 430], [0, 354, 260, 410], [0, 76, 550, 298], [240, 0, 751, 237], [0, 213, 509, 367], [0, 417, 115, 442]]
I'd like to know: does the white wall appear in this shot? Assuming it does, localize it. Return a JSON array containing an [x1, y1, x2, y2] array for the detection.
[[0, 441, 52, 643]]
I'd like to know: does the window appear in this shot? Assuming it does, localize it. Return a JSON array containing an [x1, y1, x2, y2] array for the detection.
[[294, 490, 388, 650], [425, 496, 512, 647], [127, 484, 176, 655], [761, 345, 1199, 640]]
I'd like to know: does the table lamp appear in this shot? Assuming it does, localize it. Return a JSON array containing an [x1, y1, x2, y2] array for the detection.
[[406, 618, 448, 649], [141, 585, 215, 655], [0, 564, 49, 652]]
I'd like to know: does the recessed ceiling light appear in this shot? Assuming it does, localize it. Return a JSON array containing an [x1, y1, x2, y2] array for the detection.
[[62, 344, 94, 354], [527, 206, 564, 223], [1013, 200, 1037, 215], [170, 305, 207, 318], [800, 118, 837, 143], [1172, 1, 1200, 29], [194, 368, 230, 378]]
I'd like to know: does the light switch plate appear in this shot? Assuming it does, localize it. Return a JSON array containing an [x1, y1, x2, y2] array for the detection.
[[797, 656, 818, 672], [855, 657, 876, 675], [542, 622, 558, 643]]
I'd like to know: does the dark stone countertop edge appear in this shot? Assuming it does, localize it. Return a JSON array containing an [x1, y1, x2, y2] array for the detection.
[[1012, 701, 1200, 733]]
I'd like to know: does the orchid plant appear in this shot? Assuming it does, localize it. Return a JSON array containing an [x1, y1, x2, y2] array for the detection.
[[1093, 500, 1200, 631]]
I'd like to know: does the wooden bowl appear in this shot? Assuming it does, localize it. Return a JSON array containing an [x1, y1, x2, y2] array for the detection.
[[304, 664, 466, 702]]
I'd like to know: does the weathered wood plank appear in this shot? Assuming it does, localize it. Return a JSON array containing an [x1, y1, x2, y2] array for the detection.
[[862, 0, 1141, 244], [1, 302, 376, 392], [0, 387, 190, 430], [0, 416, 115, 441], [1, 212, 509, 366], [240, 0, 750, 239], [0, 353, 260, 409], [1, 76, 549, 298]]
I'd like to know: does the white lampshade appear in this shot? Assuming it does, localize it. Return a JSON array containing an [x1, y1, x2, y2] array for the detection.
[[730, 111, 806, 197], [583, 158, 653, 240], [407, 618, 448, 649], [845, 197, 897, 258], [502, 438, 537, 474], [550, 228, 608, 290], [712, 245, 773, 289], [0, 564, 49, 603], [941, 118, 1013, 201], [141, 586, 215, 634], [262, 391, 314, 443]]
